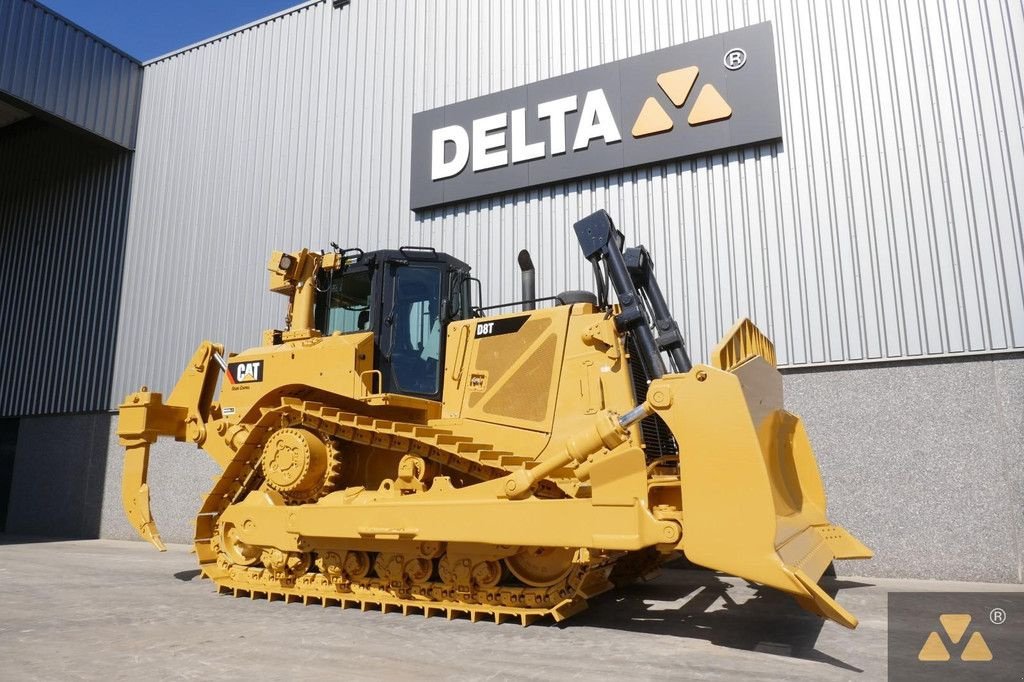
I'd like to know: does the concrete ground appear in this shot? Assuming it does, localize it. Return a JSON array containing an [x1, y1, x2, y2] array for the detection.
[[0, 538, 1021, 681]]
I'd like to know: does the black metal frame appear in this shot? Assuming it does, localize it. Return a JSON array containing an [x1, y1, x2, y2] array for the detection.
[[314, 248, 472, 402], [573, 210, 692, 378]]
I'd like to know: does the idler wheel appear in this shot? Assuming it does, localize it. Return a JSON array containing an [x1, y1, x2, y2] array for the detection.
[[504, 546, 575, 587], [343, 551, 371, 580], [405, 557, 433, 585], [262, 548, 311, 579], [318, 549, 371, 581], [471, 560, 502, 589], [217, 522, 260, 567]]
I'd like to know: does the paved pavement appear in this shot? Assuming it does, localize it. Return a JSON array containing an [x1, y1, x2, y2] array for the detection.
[[0, 537, 1020, 680]]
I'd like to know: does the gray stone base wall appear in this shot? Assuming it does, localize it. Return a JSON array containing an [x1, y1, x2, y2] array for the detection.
[[5, 356, 1022, 583], [5, 413, 218, 546], [784, 355, 1023, 584]]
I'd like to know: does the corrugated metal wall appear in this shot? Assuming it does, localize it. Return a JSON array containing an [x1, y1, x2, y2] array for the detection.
[[0, 0, 142, 148], [0, 120, 133, 416], [112, 0, 1024, 403]]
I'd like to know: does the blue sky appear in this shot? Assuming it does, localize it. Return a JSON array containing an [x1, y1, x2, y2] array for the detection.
[[41, 0, 303, 61]]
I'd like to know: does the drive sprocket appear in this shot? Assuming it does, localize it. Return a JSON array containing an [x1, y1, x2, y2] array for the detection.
[[259, 426, 343, 504]]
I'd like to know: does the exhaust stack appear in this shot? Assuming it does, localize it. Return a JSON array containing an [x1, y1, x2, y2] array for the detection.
[[518, 249, 536, 311]]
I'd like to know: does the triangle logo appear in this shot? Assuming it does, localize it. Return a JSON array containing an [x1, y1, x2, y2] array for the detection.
[[632, 97, 673, 137], [960, 632, 993, 662], [917, 631, 950, 661], [656, 66, 699, 107], [917, 613, 994, 663], [939, 614, 971, 644], [688, 84, 732, 125], [630, 65, 733, 138]]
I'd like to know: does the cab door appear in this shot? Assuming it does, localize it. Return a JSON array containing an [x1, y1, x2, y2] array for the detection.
[[379, 259, 446, 400]]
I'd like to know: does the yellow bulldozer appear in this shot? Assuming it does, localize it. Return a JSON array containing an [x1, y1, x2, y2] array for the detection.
[[119, 210, 871, 627]]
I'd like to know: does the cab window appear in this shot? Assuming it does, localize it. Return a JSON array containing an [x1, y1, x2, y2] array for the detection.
[[388, 266, 442, 395], [320, 269, 372, 334]]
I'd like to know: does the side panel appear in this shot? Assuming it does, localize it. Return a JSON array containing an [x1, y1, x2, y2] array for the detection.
[[545, 308, 642, 453], [440, 303, 642, 462], [444, 308, 571, 434], [219, 333, 375, 418]]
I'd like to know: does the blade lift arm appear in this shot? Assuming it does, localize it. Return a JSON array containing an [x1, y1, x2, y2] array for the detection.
[[573, 210, 691, 377]]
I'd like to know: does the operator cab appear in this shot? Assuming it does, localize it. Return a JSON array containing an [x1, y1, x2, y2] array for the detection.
[[314, 248, 473, 402]]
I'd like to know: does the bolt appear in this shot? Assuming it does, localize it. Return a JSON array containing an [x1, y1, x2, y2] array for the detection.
[[696, 370, 707, 382], [650, 389, 671, 408]]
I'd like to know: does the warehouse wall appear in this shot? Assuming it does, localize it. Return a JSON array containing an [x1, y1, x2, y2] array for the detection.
[[0, 0, 142, 149], [111, 0, 1024, 402], [0, 120, 133, 417], [12, 356, 1017, 583]]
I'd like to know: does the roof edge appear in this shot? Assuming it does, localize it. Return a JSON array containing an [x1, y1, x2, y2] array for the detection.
[[143, 0, 328, 66], [29, 0, 142, 64]]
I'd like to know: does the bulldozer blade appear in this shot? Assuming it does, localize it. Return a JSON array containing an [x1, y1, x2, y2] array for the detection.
[[121, 442, 166, 551], [648, 351, 872, 628]]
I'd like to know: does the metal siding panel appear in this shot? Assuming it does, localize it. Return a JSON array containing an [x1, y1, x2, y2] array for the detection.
[[0, 0, 141, 148], [111, 0, 1024, 407], [0, 121, 132, 416]]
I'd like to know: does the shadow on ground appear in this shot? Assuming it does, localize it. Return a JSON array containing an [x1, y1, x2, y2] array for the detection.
[[0, 533, 80, 545], [574, 568, 872, 673], [161, 550, 872, 673]]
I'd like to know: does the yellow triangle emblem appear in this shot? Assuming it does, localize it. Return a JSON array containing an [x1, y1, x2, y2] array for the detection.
[[939, 614, 971, 644], [960, 632, 992, 661], [632, 97, 673, 137], [656, 66, 699, 107], [687, 84, 732, 125], [917, 631, 950, 661]]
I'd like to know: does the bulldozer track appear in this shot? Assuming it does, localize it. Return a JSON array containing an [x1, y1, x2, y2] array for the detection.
[[192, 399, 622, 624]]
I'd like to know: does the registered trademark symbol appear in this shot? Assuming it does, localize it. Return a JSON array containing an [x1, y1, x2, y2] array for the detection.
[[990, 607, 1006, 625], [724, 48, 747, 70]]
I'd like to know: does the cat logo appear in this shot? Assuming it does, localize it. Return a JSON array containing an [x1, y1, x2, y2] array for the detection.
[[918, 614, 993, 662], [227, 360, 264, 385]]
